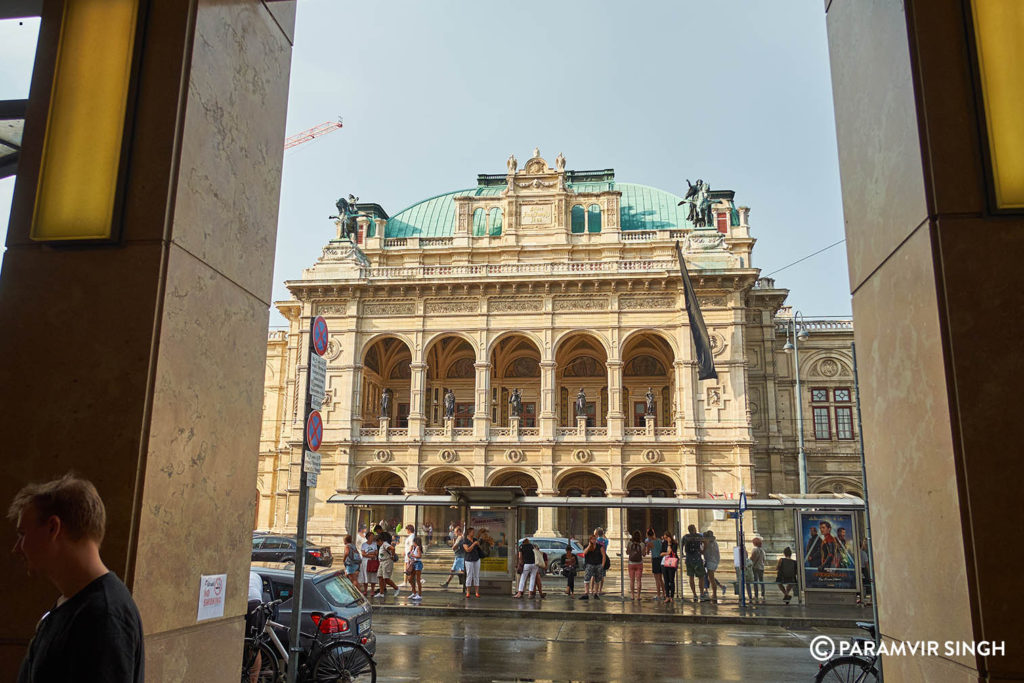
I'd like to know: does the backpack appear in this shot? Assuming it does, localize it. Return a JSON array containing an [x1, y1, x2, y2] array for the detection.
[[628, 541, 644, 563], [684, 534, 702, 555]]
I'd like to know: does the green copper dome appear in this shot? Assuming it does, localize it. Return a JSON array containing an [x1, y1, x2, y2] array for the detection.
[[381, 182, 716, 239]]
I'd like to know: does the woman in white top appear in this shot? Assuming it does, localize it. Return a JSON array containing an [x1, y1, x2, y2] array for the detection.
[[359, 531, 379, 597], [702, 530, 723, 602]]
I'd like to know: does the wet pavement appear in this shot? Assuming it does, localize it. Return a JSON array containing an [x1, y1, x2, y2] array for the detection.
[[370, 613, 863, 681], [371, 585, 868, 628]]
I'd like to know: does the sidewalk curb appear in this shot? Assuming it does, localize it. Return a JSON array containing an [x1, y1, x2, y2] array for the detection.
[[371, 604, 862, 629]]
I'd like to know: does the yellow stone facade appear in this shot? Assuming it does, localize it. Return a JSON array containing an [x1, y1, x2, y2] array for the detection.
[[256, 153, 860, 545]]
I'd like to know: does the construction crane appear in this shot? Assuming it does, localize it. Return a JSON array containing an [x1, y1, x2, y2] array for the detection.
[[284, 118, 343, 151]]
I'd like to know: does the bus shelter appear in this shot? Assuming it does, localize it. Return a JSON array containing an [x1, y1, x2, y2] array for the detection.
[[327, 487, 867, 603]]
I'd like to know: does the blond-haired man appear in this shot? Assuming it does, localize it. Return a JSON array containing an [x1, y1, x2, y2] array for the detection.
[[9, 474, 144, 682]]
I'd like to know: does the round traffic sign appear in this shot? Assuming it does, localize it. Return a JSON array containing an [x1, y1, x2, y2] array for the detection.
[[312, 316, 329, 356], [306, 410, 324, 451]]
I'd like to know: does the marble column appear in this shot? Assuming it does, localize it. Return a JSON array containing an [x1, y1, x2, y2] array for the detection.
[[473, 361, 491, 439], [0, 2, 296, 680], [606, 359, 624, 439], [539, 360, 557, 439], [407, 361, 428, 440]]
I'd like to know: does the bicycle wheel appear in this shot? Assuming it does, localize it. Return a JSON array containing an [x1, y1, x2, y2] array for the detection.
[[241, 639, 280, 683], [814, 655, 879, 683], [310, 641, 376, 683]]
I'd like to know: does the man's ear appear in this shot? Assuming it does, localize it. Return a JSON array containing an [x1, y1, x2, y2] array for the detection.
[[45, 515, 62, 540]]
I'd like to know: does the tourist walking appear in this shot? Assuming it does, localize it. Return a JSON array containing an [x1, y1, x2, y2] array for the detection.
[[594, 527, 610, 597], [681, 524, 707, 602], [647, 528, 664, 600], [751, 537, 767, 603], [401, 523, 416, 588], [562, 541, 578, 596], [702, 529, 725, 602], [462, 528, 482, 598], [343, 534, 361, 585], [408, 536, 424, 600], [775, 546, 799, 604], [441, 525, 465, 588], [513, 538, 538, 598], [627, 530, 646, 600], [579, 535, 605, 600], [359, 531, 379, 597], [660, 532, 680, 603], [377, 531, 400, 597]]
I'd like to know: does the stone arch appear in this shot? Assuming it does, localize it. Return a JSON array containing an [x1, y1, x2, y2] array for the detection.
[[422, 330, 480, 358], [811, 475, 863, 498], [357, 331, 416, 362], [552, 329, 612, 359], [359, 336, 413, 426], [421, 467, 473, 494], [488, 468, 540, 494], [490, 333, 543, 427], [554, 467, 610, 494], [620, 327, 680, 357], [485, 329, 544, 359], [357, 467, 408, 494], [798, 349, 853, 378], [424, 334, 478, 426], [624, 468, 681, 495]]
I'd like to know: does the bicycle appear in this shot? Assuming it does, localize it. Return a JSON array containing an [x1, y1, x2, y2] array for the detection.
[[242, 599, 376, 683], [814, 621, 879, 683]]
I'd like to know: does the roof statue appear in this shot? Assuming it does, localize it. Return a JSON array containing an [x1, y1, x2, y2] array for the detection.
[[507, 154, 517, 174], [532, 147, 540, 159], [679, 178, 713, 228], [555, 152, 565, 172]]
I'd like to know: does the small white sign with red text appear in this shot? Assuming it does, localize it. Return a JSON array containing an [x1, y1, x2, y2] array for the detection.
[[197, 573, 227, 621]]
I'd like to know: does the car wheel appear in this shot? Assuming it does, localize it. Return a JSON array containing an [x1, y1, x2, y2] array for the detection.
[[548, 559, 562, 576]]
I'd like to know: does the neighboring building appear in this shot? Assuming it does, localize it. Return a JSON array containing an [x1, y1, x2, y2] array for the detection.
[[256, 151, 859, 548]]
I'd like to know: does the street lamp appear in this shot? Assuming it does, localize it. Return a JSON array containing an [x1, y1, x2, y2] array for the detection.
[[783, 313, 810, 494]]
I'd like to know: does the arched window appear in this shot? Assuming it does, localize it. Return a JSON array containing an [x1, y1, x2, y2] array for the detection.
[[472, 208, 487, 236], [571, 205, 585, 233], [489, 207, 503, 236], [587, 204, 602, 233]]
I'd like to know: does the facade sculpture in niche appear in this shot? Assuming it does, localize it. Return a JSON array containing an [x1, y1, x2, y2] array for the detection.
[[645, 387, 656, 416], [509, 388, 523, 417], [575, 388, 587, 418], [555, 152, 565, 172], [443, 389, 456, 419], [379, 387, 392, 418], [532, 147, 540, 159], [507, 154, 517, 174]]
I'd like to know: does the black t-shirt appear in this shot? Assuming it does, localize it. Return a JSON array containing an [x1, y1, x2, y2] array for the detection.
[[463, 539, 481, 562], [584, 545, 603, 566], [682, 533, 704, 558], [519, 542, 534, 562], [19, 572, 144, 683]]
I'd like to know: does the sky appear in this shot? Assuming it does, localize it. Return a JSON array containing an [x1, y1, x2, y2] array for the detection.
[[1, 1, 852, 328]]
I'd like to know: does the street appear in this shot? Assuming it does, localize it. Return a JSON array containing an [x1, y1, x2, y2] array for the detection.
[[370, 614, 860, 682]]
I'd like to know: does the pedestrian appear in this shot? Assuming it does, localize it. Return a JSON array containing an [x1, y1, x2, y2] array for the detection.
[[734, 541, 754, 604], [513, 537, 538, 598], [702, 530, 725, 603], [425, 521, 434, 547], [359, 531, 379, 596], [775, 546, 798, 604], [532, 542, 548, 598], [441, 524, 465, 588], [579, 535, 605, 600], [9, 474, 145, 682], [681, 524, 707, 602], [594, 527, 610, 597], [377, 531, 400, 598], [562, 541, 578, 596], [647, 528, 664, 600], [660, 531, 680, 604], [408, 536, 424, 601], [462, 528, 482, 598], [751, 537, 766, 604], [356, 525, 367, 548], [860, 537, 871, 598], [401, 523, 416, 588], [447, 521, 455, 547], [343, 534, 361, 585], [626, 530, 646, 601]]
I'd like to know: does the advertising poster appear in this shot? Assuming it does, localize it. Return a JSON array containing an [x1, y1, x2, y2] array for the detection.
[[469, 509, 511, 574], [798, 511, 858, 591]]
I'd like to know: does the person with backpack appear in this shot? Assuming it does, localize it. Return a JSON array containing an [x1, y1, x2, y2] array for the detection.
[[594, 527, 610, 597], [681, 524, 707, 602], [579, 535, 605, 600], [462, 528, 483, 598], [627, 530, 646, 600], [376, 531, 400, 598], [440, 524, 465, 588], [562, 542, 578, 596]]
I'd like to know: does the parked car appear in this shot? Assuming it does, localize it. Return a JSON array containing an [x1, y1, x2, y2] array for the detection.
[[516, 537, 585, 575], [250, 562, 376, 656], [252, 533, 333, 567]]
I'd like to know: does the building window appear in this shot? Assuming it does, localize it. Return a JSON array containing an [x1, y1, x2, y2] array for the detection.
[[521, 402, 536, 428], [576, 401, 596, 427], [813, 407, 831, 440], [472, 208, 487, 236], [454, 402, 474, 428], [835, 407, 854, 440], [587, 204, 602, 233], [396, 403, 409, 429], [633, 402, 650, 427], [571, 205, 585, 233], [834, 388, 851, 402], [716, 211, 728, 234], [488, 207, 503, 236], [811, 388, 829, 402]]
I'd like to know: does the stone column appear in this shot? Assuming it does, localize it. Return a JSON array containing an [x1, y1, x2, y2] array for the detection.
[[0, 2, 296, 679], [533, 491, 560, 537], [379, 417, 390, 441], [473, 361, 491, 439], [407, 361, 428, 440], [539, 360, 557, 439], [674, 359, 690, 437], [605, 490, 627, 557], [606, 359, 624, 439]]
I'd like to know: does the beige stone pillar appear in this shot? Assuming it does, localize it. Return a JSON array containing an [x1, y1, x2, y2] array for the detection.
[[606, 359, 624, 439], [473, 361, 491, 439], [539, 360, 558, 439], [674, 359, 690, 436], [0, 1, 296, 679], [533, 493, 560, 538], [407, 361, 428, 439]]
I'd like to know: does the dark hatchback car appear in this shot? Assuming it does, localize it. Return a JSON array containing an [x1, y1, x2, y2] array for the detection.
[[252, 533, 333, 567], [251, 562, 376, 656]]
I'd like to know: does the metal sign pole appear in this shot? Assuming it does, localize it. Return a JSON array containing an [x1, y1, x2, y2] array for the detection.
[[738, 489, 748, 609]]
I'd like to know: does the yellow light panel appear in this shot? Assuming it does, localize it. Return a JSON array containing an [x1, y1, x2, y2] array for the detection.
[[971, 0, 1024, 210], [30, 0, 141, 241]]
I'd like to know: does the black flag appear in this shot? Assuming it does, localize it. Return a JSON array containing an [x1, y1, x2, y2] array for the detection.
[[675, 240, 718, 381]]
